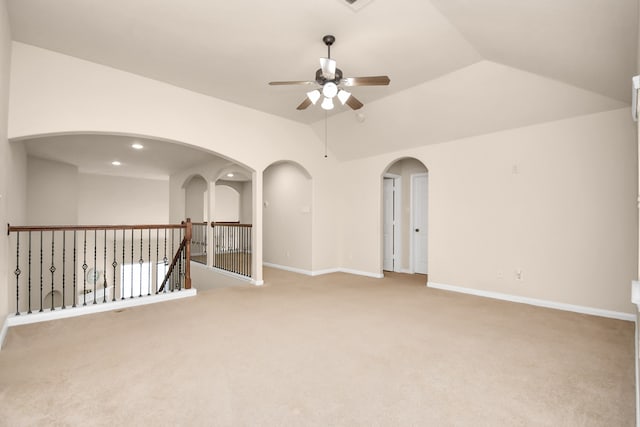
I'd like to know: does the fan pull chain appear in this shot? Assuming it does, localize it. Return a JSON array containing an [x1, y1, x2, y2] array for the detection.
[[324, 111, 328, 158]]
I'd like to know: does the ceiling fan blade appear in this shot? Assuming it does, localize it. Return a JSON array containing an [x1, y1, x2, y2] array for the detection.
[[296, 98, 313, 110], [269, 80, 315, 86], [341, 76, 390, 87], [320, 57, 336, 79], [345, 94, 364, 110]]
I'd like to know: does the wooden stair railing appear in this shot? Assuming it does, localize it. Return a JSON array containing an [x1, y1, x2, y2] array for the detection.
[[7, 219, 192, 315]]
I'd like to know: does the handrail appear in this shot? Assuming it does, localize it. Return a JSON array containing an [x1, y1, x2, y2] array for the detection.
[[211, 222, 252, 228], [8, 223, 185, 235], [158, 237, 187, 293]]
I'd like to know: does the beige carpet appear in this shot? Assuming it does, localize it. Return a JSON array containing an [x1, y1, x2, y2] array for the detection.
[[0, 268, 635, 426]]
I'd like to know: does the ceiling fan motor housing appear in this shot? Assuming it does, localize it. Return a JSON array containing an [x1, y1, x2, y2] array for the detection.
[[315, 68, 343, 86]]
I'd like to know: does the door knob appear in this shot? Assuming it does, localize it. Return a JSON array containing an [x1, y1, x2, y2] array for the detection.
[[415, 228, 419, 232]]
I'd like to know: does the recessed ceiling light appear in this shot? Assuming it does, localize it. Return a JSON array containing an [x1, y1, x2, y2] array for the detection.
[[111, 161, 121, 166], [227, 173, 234, 177], [131, 143, 144, 150]]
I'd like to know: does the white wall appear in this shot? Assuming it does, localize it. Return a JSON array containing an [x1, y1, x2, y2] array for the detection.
[[240, 181, 252, 224], [263, 162, 312, 271], [340, 108, 637, 314], [27, 156, 78, 225], [77, 173, 169, 224], [215, 179, 252, 223], [0, 0, 13, 324], [214, 184, 240, 222]]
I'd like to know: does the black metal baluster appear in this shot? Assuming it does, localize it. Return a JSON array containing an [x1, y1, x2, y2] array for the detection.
[[246, 227, 249, 276], [49, 231, 56, 311], [155, 228, 159, 294], [73, 230, 77, 308], [27, 232, 32, 313], [163, 228, 167, 293], [139, 229, 143, 297], [148, 228, 152, 296], [14, 232, 21, 315], [204, 223, 207, 261], [121, 229, 125, 300], [130, 228, 134, 299], [82, 230, 88, 306], [103, 229, 107, 303], [178, 246, 183, 291], [178, 251, 181, 289], [112, 230, 117, 302], [225, 226, 229, 272], [39, 231, 43, 312], [172, 228, 176, 291], [170, 228, 175, 292], [62, 230, 66, 309], [93, 230, 97, 304]]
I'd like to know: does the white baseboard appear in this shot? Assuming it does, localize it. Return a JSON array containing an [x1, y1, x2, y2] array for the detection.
[[263, 263, 383, 279], [0, 315, 9, 350], [207, 265, 254, 283], [3, 289, 197, 330], [339, 268, 384, 279], [428, 281, 635, 321], [311, 268, 341, 276], [263, 262, 314, 276]]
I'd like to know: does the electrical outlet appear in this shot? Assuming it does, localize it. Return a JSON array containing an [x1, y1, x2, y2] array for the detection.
[[515, 270, 523, 281]]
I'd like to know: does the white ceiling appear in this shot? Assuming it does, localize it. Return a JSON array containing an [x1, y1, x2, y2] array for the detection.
[[23, 134, 250, 180], [7, 0, 638, 162]]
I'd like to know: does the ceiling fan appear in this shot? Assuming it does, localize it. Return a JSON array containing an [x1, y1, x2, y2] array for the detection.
[[269, 35, 390, 111]]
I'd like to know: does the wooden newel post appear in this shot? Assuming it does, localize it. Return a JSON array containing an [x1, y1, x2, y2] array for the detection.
[[185, 218, 192, 289]]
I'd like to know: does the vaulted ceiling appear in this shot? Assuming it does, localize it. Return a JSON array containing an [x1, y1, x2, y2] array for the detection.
[[7, 0, 638, 162]]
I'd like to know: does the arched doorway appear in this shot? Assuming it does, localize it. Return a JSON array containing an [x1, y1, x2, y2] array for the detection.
[[382, 158, 428, 275]]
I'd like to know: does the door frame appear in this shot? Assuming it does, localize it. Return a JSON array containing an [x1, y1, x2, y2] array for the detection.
[[382, 173, 402, 272], [410, 172, 428, 274]]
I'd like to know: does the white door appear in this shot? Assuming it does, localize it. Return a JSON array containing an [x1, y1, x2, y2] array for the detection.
[[412, 174, 428, 274], [383, 178, 394, 271]]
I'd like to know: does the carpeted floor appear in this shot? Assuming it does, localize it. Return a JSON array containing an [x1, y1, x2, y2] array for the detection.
[[0, 268, 635, 426]]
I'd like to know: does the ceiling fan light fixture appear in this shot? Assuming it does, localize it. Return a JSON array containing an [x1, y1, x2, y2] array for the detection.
[[323, 82, 338, 98], [321, 97, 334, 110], [337, 89, 351, 105], [306, 89, 321, 104]]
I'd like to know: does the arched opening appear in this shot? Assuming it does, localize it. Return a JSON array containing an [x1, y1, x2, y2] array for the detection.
[[263, 161, 312, 273], [184, 174, 207, 222], [381, 157, 428, 276], [14, 131, 261, 284]]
